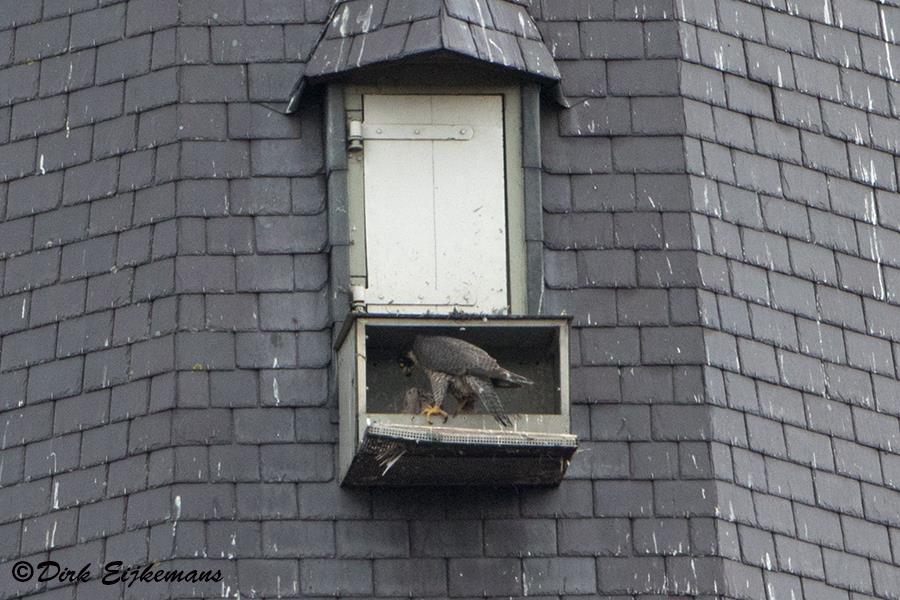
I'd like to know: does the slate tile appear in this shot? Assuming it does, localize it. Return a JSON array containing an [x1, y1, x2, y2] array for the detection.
[[70, 4, 125, 50], [14, 17, 70, 62], [96, 35, 153, 85]]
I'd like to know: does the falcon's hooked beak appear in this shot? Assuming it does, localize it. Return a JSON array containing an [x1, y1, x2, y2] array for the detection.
[[398, 351, 417, 377]]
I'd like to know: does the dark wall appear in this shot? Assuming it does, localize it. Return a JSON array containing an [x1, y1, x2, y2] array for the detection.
[[0, 0, 898, 598], [676, 0, 900, 596]]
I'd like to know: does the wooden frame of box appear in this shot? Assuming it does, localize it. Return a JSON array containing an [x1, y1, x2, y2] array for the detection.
[[336, 314, 577, 486]]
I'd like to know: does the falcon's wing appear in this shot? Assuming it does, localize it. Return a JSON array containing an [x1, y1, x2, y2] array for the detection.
[[414, 336, 496, 376], [464, 375, 512, 428], [415, 336, 534, 387]]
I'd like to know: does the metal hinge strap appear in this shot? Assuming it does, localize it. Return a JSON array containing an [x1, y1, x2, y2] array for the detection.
[[361, 123, 474, 141]]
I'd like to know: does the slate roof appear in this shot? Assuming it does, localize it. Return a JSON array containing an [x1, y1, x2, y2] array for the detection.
[[286, 0, 562, 111]]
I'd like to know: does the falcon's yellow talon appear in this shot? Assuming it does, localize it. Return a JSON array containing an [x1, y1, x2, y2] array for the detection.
[[420, 403, 449, 425]]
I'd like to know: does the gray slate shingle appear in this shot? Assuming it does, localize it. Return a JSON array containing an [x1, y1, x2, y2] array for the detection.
[[289, 0, 560, 112]]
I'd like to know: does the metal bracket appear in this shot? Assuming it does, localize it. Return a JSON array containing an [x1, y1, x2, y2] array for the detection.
[[347, 119, 364, 152], [361, 123, 474, 141]]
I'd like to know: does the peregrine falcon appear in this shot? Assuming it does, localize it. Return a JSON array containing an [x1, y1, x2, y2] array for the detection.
[[400, 335, 533, 427]]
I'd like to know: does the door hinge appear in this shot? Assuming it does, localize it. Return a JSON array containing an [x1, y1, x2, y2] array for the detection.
[[362, 123, 474, 141]]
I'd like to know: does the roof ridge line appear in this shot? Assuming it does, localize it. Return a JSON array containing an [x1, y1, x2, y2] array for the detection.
[[286, 0, 565, 113]]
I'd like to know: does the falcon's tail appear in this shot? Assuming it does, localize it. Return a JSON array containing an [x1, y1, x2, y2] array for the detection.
[[491, 368, 533, 388], [466, 376, 513, 428]]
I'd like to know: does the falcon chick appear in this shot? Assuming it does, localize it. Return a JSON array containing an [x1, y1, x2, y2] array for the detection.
[[402, 387, 433, 417], [400, 335, 533, 427]]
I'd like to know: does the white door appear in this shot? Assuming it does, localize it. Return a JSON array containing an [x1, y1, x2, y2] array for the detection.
[[362, 94, 508, 314]]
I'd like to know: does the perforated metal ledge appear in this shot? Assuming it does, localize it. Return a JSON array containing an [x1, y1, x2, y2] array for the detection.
[[368, 423, 577, 447], [342, 424, 577, 487]]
